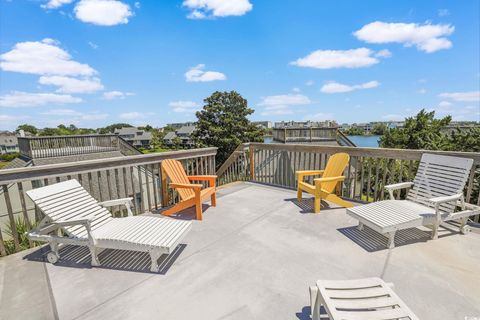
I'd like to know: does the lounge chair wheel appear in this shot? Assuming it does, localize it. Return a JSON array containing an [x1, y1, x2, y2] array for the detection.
[[47, 251, 59, 264]]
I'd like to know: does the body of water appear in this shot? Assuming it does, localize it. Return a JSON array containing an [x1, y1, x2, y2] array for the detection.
[[346, 135, 380, 148]]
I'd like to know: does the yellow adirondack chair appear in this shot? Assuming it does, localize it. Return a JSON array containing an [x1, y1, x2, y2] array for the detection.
[[161, 159, 217, 220], [296, 153, 353, 213]]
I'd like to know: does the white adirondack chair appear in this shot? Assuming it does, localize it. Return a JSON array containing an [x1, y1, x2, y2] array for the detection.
[[347, 153, 479, 248], [309, 278, 419, 320], [26, 179, 192, 272]]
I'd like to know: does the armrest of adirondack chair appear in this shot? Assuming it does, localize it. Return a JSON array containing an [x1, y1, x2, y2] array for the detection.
[[187, 175, 217, 187], [385, 182, 414, 199], [169, 183, 203, 191], [314, 176, 345, 186], [297, 170, 325, 181], [99, 198, 134, 216], [429, 193, 464, 210]]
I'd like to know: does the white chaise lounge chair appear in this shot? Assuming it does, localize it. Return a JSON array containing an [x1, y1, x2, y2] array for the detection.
[[309, 278, 419, 320], [26, 179, 192, 272], [347, 153, 479, 248]]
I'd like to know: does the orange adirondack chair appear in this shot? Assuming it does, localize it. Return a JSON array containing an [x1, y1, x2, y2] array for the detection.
[[161, 159, 217, 220], [296, 153, 353, 213]]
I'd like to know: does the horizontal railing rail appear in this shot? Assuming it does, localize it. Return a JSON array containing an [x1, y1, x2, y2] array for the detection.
[[216, 142, 480, 212], [17, 134, 141, 159], [0, 147, 217, 256], [272, 128, 356, 146]]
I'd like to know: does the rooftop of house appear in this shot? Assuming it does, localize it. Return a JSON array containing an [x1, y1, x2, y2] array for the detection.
[[114, 127, 152, 140], [1, 182, 479, 320], [176, 125, 196, 135]]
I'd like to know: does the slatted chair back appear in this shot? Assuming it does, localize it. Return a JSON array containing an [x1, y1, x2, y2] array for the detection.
[[407, 153, 473, 214], [321, 153, 350, 193], [26, 179, 113, 238], [161, 159, 195, 200]]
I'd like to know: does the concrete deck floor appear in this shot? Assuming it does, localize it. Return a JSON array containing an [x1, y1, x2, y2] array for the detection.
[[1, 182, 480, 320]]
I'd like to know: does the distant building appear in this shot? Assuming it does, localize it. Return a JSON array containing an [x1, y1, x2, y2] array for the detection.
[[274, 120, 338, 129], [0, 131, 19, 154], [351, 123, 373, 134], [114, 127, 152, 148], [167, 122, 196, 129], [163, 125, 196, 147], [252, 121, 273, 129]]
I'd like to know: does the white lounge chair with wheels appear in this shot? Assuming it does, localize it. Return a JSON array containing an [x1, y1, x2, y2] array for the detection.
[[347, 153, 479, 248], [309, 277, 419, 320], [26, 179, 192, 272]]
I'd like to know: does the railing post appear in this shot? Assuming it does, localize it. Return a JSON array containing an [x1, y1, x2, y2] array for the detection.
[[249, 145, 255, 181], [160, 164, 169, 207]]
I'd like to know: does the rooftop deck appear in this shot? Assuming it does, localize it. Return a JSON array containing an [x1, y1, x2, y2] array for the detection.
[[1, 182, 479, 320]]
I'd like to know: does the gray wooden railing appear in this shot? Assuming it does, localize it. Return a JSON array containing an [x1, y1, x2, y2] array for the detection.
[[272, 128, 356, 146], [0, 147, 216, 256], [18, 134, 142, 159], [216, 142, 480, 212]]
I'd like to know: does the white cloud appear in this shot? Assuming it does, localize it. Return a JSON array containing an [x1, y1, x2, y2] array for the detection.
[[102, 91, 134, 100], [305, 80, 314, 86], [185, 64, 226, 82], [259, 94, 311, 115], [291, 48, 387, 69], [74, 0, 132, 26], [0, 91, 82, 107], [259, 94, 311, 107], [0, 114, 29, 123], [375, 49, 392, 58], [88, 41, 99, 49], [354, 21, 454, 53], [321, 80, 380, 94], [134, 1, 140, 9], [169, 100, 200, 113], [41, 108, 82, 116], [119, 112, 144, 119], [183, 0, 252, 19], [41, 0, 74, 9], [438, 9, 450, 17], [292, 87, 301, 93], [438, 101, 452, 107], [432, 103, 480, 121], [418, 88, 427, 94], [0, 39, 96, 76], [39, 76, 104, 93], [439, 91, 480, 102], [81, 112, 108, 120]]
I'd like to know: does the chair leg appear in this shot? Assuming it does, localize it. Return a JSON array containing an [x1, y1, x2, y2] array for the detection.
[[357, 222, 364, 231], [297, 187, 302, 202], [89, 245, 100, 267], [460, 217, 469, 234], [310, 286, 321, 320], [195, 197, 203, 220], [211, 192, 216, 207], [149, 250, 162, 272], [431, 223, 439, 240], [387, 231, 396, 249], [314, 196, 321, 213]]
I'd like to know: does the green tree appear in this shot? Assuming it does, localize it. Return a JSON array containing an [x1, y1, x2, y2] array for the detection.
[[343, 127, 364, 136], [172, 136, 182, 150], [379, 109, 451, 150], [371, 123, 388, 135], [445, 127, 480, 152], [39, 127, 60, 136], [16, 124, 38, 135], [98, 123, 133, 134], [192, 91, 265, 167]]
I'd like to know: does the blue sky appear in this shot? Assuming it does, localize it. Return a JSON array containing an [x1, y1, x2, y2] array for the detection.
[[1, 0, 479, 130]]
